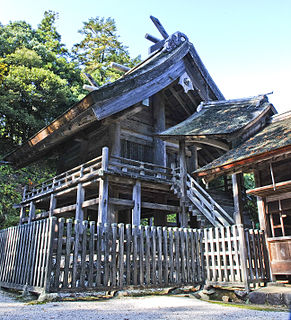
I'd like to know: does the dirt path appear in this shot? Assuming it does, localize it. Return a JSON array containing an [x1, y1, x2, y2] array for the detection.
[[0, 290, 289, 320]]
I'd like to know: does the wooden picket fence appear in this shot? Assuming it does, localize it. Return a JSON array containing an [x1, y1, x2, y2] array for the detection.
[[49, 219, 205, 292], [0, 218, 270, 293], [0, 219, 54, 293], [204, 225, 270, 288]]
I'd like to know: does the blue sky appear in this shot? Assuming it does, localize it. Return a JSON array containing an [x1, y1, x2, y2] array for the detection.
[[1, 0, 290, 113]]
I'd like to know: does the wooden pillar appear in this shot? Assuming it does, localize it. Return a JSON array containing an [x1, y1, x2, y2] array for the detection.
[[28, 201, 35, 223], [152, 92, 166, 166], [109, 189, 119, 224], [98, 147, 109, 224], [19, 186, 27, 224], [110, 122, 121, 157], [179, 139, 188, 227], [187, 145, 198, 173], [49, 193, 56, 218], [232, 173, 244, 225], [19, 206, 25, 225], [254, 170, 269, 233], [75, 183, 85, 221], [132, 180, 141, 225]]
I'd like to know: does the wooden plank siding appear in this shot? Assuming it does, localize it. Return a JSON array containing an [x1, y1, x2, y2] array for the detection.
[[0, 220, 270, 293]]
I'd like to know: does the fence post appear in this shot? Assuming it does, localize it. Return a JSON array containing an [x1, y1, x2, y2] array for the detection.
[[237, 224, 250, 292], [43, 217, 57, 293]]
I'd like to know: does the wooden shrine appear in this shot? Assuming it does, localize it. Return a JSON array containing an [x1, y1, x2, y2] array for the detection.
[[4, 17, 236, 229], [0, 17, 281, 293]]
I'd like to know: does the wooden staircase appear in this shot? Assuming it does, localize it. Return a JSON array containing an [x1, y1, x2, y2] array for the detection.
[[171, 170, 234, 227]]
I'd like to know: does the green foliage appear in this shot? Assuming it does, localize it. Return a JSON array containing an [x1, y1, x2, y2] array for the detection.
[[0, 11, 85, 151], [0, 13, 142, 229], [73, 17, 141, 85], [0, 161, 55, 229]]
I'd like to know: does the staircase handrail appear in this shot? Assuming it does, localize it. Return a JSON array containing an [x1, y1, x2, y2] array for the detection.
[[186, 174, 234, 226]]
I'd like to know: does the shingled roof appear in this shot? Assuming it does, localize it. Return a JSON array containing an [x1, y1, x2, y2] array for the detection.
[[4, 32, 223, 168], [159, 95, 275, 138], [195, 111, 291, 178]]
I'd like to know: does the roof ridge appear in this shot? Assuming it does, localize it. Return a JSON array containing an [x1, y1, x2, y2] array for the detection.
[[196, 94, 269, 112], [271, 109, 291, 122]]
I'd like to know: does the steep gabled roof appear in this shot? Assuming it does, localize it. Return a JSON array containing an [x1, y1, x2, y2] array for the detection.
[[4, 33, 224, 168], [158, 95, 275, 138], [194, 111, 291, 178]]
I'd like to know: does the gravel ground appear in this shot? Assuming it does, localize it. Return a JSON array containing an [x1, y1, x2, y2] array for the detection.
[[0, 290, 289, 320]]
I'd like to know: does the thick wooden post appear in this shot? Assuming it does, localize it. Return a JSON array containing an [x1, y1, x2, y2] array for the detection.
[[19, 207, 26, 224], [28, 201, 35, 223], [98, 147, 109, 224], [110, 123, 121, 157], [75, 166, 85, 222], [179, 139, 188, 227], [238, 224, 250, 291], [132, 180, 141, 225], [44, 217, 57, 293], [187, 145, 198, 174], [75, 183, 85, 221], [152, 93, 166, 166], [49, 193, 56, 218], [232, 173, 244, 225]]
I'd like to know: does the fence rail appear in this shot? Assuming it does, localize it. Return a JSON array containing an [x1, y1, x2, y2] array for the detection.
[[0, 219, 270, 294], [23, 156, 103, 202], [108, 155, 172, 182]]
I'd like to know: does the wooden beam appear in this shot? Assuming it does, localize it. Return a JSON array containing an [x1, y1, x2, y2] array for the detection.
[[109, 198, 134, 207], [142, 201, 180, 212], [150, 16, 169, 39], [82, 198, 99, 208], [169, 87, 191, 116], [187, 137, 229, 151], [110, 62, 130, 73], [53, 204, 76, 214], [132, 181, 141, 225], [84, 73, 98, 87], [145, 33, 161, 43], [83, 84, 98, 92]]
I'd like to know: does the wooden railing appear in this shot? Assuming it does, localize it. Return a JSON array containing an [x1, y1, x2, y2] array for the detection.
[[22, 148, 173, 204], [186, 174, 234, 227], [23, 156, 103, 202], [0, 219, 270, 293], [171, 166, 234, 227], [108, 155, 172, 182]]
